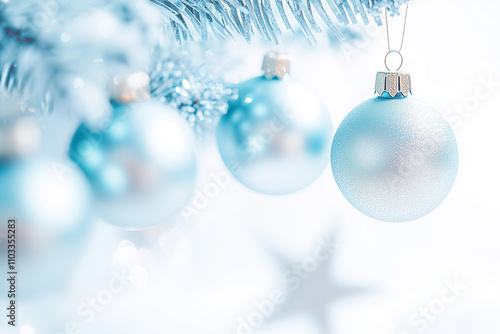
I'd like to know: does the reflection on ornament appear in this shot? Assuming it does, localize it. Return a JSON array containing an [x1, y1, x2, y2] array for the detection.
[[331, 72, 459, 223], [70, 100, 197, 229], [217, 53, 333, 195], [0, 116, 42, 160]]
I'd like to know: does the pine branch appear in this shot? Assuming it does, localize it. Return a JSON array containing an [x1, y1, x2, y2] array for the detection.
[[150, 0, 412, 43]]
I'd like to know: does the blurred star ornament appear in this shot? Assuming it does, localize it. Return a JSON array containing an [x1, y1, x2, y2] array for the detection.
[[70, 72, 197, 229], [330, 6, 459, 223], [217, 52, 333, 195]]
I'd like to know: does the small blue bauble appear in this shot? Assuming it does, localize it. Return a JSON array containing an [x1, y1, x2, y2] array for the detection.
[[0, 158, 92, 298], [70, 100, 197, 229], [331, 95, 459, 223], [217, 76, 333, 195]]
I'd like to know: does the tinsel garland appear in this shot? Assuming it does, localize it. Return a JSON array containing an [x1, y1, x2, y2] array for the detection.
[[149, 45, 235, 135]]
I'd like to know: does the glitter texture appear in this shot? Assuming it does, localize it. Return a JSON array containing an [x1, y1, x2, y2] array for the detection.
[[149, 47, 235, 136], [331, 96, 459, 223]]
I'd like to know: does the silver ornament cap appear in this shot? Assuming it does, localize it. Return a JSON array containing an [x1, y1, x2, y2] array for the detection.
[[262, 52, 290, 80], [109, 71, 151, 103], [375, 71, 412, 98]]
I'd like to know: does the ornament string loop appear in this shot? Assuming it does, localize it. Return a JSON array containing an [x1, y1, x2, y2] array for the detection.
[[384, 50, 404, 71], [384, 4, 409, 71]]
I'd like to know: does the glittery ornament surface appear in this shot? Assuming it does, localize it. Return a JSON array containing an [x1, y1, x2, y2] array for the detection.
[[331, 96, 459, 223]]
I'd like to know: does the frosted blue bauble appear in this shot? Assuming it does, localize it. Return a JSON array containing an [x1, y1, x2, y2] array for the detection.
[[217, 76, 333, 195], [331, 96, 459, 223], [0, 158, 92, 298], [70, 100, 197, 229]]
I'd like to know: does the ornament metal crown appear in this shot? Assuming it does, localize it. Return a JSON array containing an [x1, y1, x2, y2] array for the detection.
[[262, 52, 290, 80], [109, 72, 151, 103], [375, 71, 412, 98]]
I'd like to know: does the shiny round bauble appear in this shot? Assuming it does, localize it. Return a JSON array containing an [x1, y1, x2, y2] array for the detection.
[[69, 100, 197, 229], [330, 95, 459, 223], [217, 76, 333, 195], [0, 158, 92, 298]]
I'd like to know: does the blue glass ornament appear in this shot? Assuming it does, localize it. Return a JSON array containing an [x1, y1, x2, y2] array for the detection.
[[0, 158, 92, 298], [70, 100, 197, 229], [217, 54, 333, 195], [331, 72, 459, 223]]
